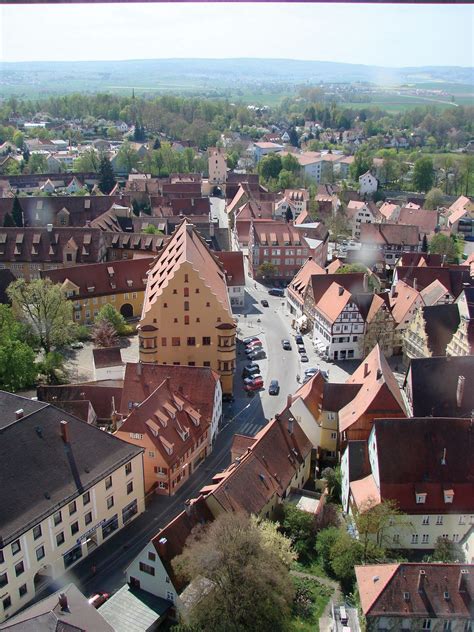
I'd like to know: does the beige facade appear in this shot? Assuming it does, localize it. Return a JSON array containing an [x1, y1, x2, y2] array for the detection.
[[138, 222, 236, 394], [0, 453, 144, 623]]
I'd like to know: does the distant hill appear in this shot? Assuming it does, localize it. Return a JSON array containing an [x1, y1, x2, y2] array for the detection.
[[1, 58, 472, 98]]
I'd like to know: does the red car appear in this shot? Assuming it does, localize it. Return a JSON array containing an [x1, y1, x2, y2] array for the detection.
[[88, 592, 110, 608], [244, 376, 264, 391]]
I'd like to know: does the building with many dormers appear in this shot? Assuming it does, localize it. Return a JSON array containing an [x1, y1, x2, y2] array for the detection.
[[138, 220, 236, 395], [0, 392, 145, 623]]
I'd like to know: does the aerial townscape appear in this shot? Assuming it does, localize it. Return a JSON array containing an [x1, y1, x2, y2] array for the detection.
[[0, 4, 473, 631]]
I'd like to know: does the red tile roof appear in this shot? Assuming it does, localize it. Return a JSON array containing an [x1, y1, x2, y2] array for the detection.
[[288, 258, 326, 305], [339, 345, 407, 433], [200, 416, 312, 515], [360, 223, 420, 247], [42, 257, 154, 299], [356, 563, 473, 619], [119, 363, 219, 423], [215, 251, 245, 286]]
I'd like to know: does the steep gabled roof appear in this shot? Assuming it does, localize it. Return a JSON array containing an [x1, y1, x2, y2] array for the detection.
[[288, 257, 326, 304], [142, 219, 231, 315], [339, 345, 407, 433]]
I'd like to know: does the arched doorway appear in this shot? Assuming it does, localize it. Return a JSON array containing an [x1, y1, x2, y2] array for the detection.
[[34, 565, 53, 592], [120, 303, 134, 319]]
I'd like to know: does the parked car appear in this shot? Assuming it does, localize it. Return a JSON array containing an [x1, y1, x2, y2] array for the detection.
[[281, 339, 292, 350], [248, 349, 266, 361], [297, 344, 306, 354], [88, 592, 110, 609], [269, 288, 285, 297], [243, 336, 261, 345], [269, 380, 280, 395], [300, 354, 309, 362], [261, 299, 269, 307], [245, 338, 262, 348], [244, 376, 264, 391], [295, 335, 304, 345], [242, 364, 260, 378], [246, 345, 263, 356]]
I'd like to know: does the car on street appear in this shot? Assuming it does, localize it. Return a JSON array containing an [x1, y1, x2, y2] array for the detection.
[[243, 336, 261, 345], [268, 288, 285, 297], [297, 344, 306, 354], [245, 344, 263, 356], [281, 339, 292, 350], [88, 592, 110, 608], [300, 354, 309, 362], [242, 364, 260, 378], [269, 380, 280, 395], [244, 376, 264, 391], [247, 349, 266, 361], [261, 299, 269, 307], [295, 335, 304, 345]]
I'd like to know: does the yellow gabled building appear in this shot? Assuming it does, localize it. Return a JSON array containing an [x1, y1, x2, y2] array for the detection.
[[138, 220, 236, 394]]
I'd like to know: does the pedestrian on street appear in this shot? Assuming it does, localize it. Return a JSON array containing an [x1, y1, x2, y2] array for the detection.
[[296, 374, 300, 383]]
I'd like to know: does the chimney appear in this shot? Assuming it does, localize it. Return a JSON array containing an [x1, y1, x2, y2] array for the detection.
[[363, 274, 368, 292], [456, 375, 465, 408], [338, 286, 344, 296], [441, 448, 447, 465], [136, 362, 142, 376], [60, 420, 69, 443], [364, 362, 369, 378], [15, 409, 24, 420], [287, 394, 293, 409], [288, 417, 294, 434], [58, 593, 69, 612], [390, 285, 396, 299], [458, 569, 469, 593], [47, 223, 53, 232], [184, 499, 192, 516], [186, 222, 193, 235], [157, 536, 168, 558], [417, 569, 426, 593], [413, 278, 417, 291]]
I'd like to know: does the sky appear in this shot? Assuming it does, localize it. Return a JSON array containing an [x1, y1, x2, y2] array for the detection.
[[1, 3, 473, 68]]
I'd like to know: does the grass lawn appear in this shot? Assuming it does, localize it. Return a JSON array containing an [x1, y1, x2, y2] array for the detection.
[[292, 557, 328, 580], [289, 576, 333, 632]]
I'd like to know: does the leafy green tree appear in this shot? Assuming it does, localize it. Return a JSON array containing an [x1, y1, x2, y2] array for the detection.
[[281, 503, 316, 561], [353, 498, 407, 555], [98, 155, 116, 194], [429, 233, 461, 263], [321, 466, 342, 504], [257, 262, 278, 279], [143, 224, 162, 234], [281, 153, 300, 173], [7, 279, 74, 353], [28, 153, 48, 174], [96, 303, 127, 334], [427, 537, 465, 563], [0, 339, 37, 392], [74, 148, 100, 173], [424, 187, 444, 210], [37, 351, 68, 385], [258, 153, 282, 181], [350, 152, 372, 181], [116, 141, 139, 174], [0, 305, 37, 392], [461, 154, 474, 196], [3, 213, 15, 227], [12, 130, 24, 149], [173, 512, 294, 632], [278, 169, 296, 190], [4, 159, 21, 175], [288, 127, 299, 148], [11, 196, 23, 227], [336, 263, 367, 274], [413, 156, 435, 192]]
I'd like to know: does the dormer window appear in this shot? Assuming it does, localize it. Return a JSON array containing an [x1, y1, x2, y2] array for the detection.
[[444, 489, 454, 504], [87, 286, 95, 293], [416, 493, 427, 504]]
